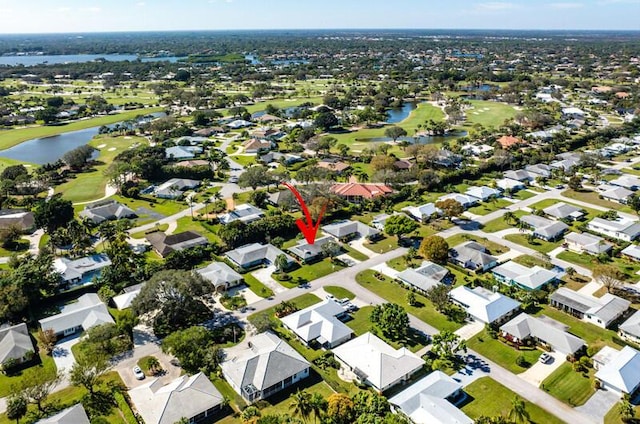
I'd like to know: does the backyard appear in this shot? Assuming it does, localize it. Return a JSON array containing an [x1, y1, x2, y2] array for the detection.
[[467, 328, 543, 374]]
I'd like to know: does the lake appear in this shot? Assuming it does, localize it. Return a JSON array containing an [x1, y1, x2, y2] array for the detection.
[[0, 54, 184, 67], [360, 130, 468, 145], [0, 112, 164, 164], [386, 102, 418, 124]]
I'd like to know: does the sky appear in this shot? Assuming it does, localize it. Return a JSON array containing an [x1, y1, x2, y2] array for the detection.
[[0, 0, 638, 33]]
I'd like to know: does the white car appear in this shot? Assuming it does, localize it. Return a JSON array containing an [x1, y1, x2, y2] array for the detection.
[[228, 176, 239, 183], [539, 353, 552, 364], [133, 366, 145, 380]]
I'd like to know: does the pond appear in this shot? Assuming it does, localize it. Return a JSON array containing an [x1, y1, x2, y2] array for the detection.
[[359, 130, 468, 145], [0, 54, 184, 67], [0, 112, 164, 164], [386, 102, 418, 124]]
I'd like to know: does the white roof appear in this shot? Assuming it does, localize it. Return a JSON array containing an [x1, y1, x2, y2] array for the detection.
[[500, 314, 585, 355], [280, 299, 353, 346], [437, 193, 479, 207], [54, 254, 112, 282], [36, 404, 90, 424], [595, 346, 640, 394], [196, 262, 243, 289], [332, 332, 424, 391], [562, 107, 585, 115], [492, 261, 558, 290], [39, 293, 114, 334], [401, 203, 439, 220], [620, 310, 640, 339], [465, 186, 500, 200], [622, 244, 640, 260], [449, 286, 520, 324], [565, 232, 612, 254], [219, 204, 265, 225], [589, 217, 640, 235], [112, 289, 141, 310], [495, 178, 525, 190], [129, 372, 223, 424]]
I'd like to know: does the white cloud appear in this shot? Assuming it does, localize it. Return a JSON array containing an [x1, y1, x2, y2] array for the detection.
[[136, 2, 146, 6], [549, 2, 584, 8], [475, 2, 517, 10]]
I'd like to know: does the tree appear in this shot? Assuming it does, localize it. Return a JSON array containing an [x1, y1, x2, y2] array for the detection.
[[384, 126, 407, 142], [314, 111, 339, 131], [593, 264, 623, 293], [0, 225, 23, 250], [250, 190, 269, 209], [309, 393, 327, 424], [62, 144, 97, 170], [628, 194, 640, 215], [407, 291, 417, 306], [384, 214, 418, 241], [327, 393, 354, 424], [568, 175, 582, 191], [426, 285, 452, 312], [33, 194, 74, 233], [289, 389, 312, 422], [274, 254, 290, 273], [508, 396, 530, 424], [240, 406, 261, 424], [6, 393, 27, 424], [503, 211, 516, 225], [370, 303, 410, 341], [370, 155, 396, 172], [36, 328, 57, 355], [1, 164, 28, 181], [435, 199, 464, 220], [161, 326, 219, 374], [431, 330, 467, 365], [321, 240, 342, 262], [21, 370, 61, 413], [238, 166, 273, 191], [618, 397, 635, 422], [70, 357, 110, 395], [419, 235, 449, 265]]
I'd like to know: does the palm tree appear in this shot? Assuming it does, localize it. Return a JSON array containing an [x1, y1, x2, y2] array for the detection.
[[240, 406, 261, 424], [508, 396, 530, 424], [289, 389, 312, 423], [309, 393, 327, 424], [503, 211, 515, 225]]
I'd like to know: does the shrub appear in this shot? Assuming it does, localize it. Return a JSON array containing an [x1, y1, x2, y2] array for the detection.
[[516, 355, 529, 368]]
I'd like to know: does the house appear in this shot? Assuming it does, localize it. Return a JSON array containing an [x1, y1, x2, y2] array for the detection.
[[497, 135, 525, 149], [219, 204, 265, 225], [0, 323, 35, 367], [267, 190, 297, 211], [550, 287, 630, 329], [165, 145, 203, 160], [434, 149, 462, 167], [54, 254, 112, 288], [332, 332, 424, 392], [525, 163, 552, 179], [610, 175, 640, 191], [280, 299, 353, 348], [449, 242, 498, 272], [36, 404, 90, 424], [396, 261, 451, 293], [389, 371, 472, 424], [371, 213, 398, 231], [621, 244, 640, 261], [401, 203, 439, 222], [322, 220, 380, 242], [220, 332, 310, 402], [594, 346, 640, 396], [78, 200, 137, 224], [437, 193, 479, 209], [562, 107, 586, 120], [565, 232, 613, 255], [461, 143, 493, 157], [543, 202, 585, 221], [243, 138, 273, 153], [112, 283, 144, 310], [0, 209, 35, 232], [226, 119, 253, 129], [503, 169, 533, 182], [495, 178, 526, 192], [520, 215, 569, 241], [492, 261, 558, 291], [174, 159, 210, 168], [587, 217, 640, 242], [600, 186, 633, 204], [551, 155, 581, 173], [317, 160, 351, 174], [394, 159, 414, 170], [196, 262, 244, 292], [330, 181, 393, 203], [154, 178, 200, 199], [287, 236, 333, 263], [465, 186, 501, 202], [449, 286, 521, 324], [128, 372, 224, 424], [500, 314, 585, 355], [619, 310, 640, 344], [254, 114, 282, 123], [39, 293, 114, 337], [225, 243, 294, 270], [145, 231, 209, 257]]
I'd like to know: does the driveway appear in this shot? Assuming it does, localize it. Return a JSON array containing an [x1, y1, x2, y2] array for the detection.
[[518, 351, 565, 387], [251, 266, 287, 294], [52, 335, 81, 375], [115, 347, 182, 389], [575, 388, 620, 421]]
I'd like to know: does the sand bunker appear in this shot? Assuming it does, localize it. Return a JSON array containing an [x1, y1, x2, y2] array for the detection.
[[97, 144, 107, 148]]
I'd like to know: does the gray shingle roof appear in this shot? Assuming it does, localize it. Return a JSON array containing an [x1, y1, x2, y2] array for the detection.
[[36, 404, 90, 424], [500, 314, 585, 355], [322, 220, 380, 239], [196, 262, 243, 289], [397, 261, 449, 292], [0, 322, 34, 364], [620, 310, 640, 339], [225, 243, 293, 268], [38, 293, 114, 335]]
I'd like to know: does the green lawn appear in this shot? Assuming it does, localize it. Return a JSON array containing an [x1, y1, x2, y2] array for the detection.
[[461, 377, 565, 424], [229, 154, 256, 167], [0, 107, 163, 150], [557, 250, 640, 281], [604, 401, 640, 424], [463, 101, 518, 129], [356, 270, 463, 332], [446, 233, 509, 255], [130, 223, 169, 239], [0, 350, 57, 398], [481, 211, 528, 233], [504, 233, 561, 254], [387, 256, 408, 272], [467, 199, 512, 216], [512, 190, 536, 200], [512, 254, 553, 270], [256, 378, 335, 418], [110, 194, 186, 223], [364, 235, 398, 253], [324, 286, 355, 300], [248, 294, 322, 325], [342, 245, 369, 261], [287, 258, 345, 285], [241, 96, 324, 114], [467, 329, 542, 374], [243, 273, 275, 298], [562, 189, 634, 214], [174, 217, 222, 243], [541, 362, 595, 406]]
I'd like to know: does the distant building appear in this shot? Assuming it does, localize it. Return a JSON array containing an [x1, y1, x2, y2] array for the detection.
[[322, 220, 380, 242], [154, 178, 200, 199], [78, 200, 137, 224], [330, 181, 393, 203], [219, 204, 265, 225]]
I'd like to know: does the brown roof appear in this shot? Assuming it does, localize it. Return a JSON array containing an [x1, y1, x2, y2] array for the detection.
[[592, 86, 613, 93], [317, 161, 351, 172], [0, 210, 35, 231], [145, 230, 208, 257], [330, 182, 393, 200], [394, 159, 413, 170], [616, 92, 630, 99], [243, 138, 272, 151], [175, 160, 210, 168], [497, 135, 525, 149], [255, 114, 282, 122]]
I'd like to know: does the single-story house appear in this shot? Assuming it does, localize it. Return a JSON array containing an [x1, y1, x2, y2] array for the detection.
[[39, 293, 114, 337], [396, 261, 450, 293], [371, 213, 398, 231], [565, 232, 613, 255], [449, 242, 498, 273], [401, 203, 440, 222], [0, 323, 35, 367], [332, 332, 425, 393], [497, 135, 525, 149], [37, 404, 90, 424], [174, 159, 210, 168], [219, 204, 265, 225], [165, 145, 203, 160], [317, 160, 351, 174], [330, 181, 393, 203], [145, 231, 209, 257], [525, 163, 552, 179], [154, 178, 200, 199], [225, 243, 294, 270], [562, 107, 586, 120], [461, 143, 494, 157], [465, 186, 501, 202], [520, 215, 569, 241], [280, 299, 353, 349], [500, 313, 585, 355], [600, 186, 633, 204], [619, 310, 640, 344], [587, 217, 640, 242], [54, 254, 112, 289], [78, 200, 137, 224], [437, 193, 479, 209], [220, 332, 310, 402], [449, 286, 521, 324], [129, 372, 224, 424], [495, 178, 526, 192], [243, 138, 273, 153], [543, 202, 585, 221], [610, 175, 640, 191], [0, 209, 35, 233], [492, 261, 558, 291], [226, 119, 253, 129], [322, 220, 380, 242], [434, 149, 462, 167], [196, 262, 244, 292], [503, 169, 533, 182], [388, 371, 472, 424], [550, 287, 630, 329], [112, 283, 144, 310], [287, 236, 333, 263], [594, 346, 640, 396], [621, 244, 640, 261], [267, 190, 297, 211]]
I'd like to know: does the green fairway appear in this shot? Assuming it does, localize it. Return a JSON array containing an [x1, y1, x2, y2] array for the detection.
[[0, 107, 163, 150], [463, 100, 518, 129]]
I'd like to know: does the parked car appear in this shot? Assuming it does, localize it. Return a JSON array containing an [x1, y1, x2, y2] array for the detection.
[[326, 294, 336, 300], [133, 366, 145, 380], [228, 176, 239, 183], [539, 353, 552, 364]]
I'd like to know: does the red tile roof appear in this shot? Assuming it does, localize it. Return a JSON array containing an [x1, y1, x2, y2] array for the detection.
[[497, 135, 524, 149], [330, 182, 393, 199]]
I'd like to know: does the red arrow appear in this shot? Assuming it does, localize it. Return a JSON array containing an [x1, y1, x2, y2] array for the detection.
[[282, 182, 327, 245]]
